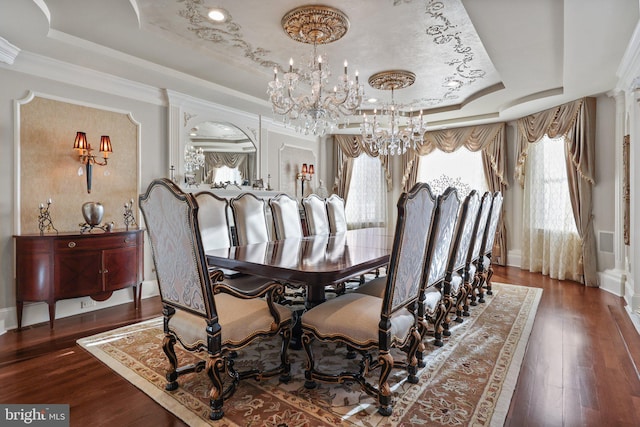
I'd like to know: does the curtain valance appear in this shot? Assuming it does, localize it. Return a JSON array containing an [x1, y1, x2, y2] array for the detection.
[[205, 152, 250, 182], [515, 97, 595, 187], [401, 122, 508, 193]]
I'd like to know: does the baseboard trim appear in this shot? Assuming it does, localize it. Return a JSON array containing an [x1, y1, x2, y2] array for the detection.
[[0, 280, 158, 331], [507, 249, 521, 268], [599, 269, 627, 297]]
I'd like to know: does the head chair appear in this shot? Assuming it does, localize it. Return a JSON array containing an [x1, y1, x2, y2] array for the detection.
[[139, 178, 292, 421]]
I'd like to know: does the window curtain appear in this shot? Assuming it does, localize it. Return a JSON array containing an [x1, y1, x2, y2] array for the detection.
[[402, 122, 508, 265], [204, 152, 251, 184], [522, 136, 583, 281], [515, 97, 598, 287], [333, 135, 392, 202]]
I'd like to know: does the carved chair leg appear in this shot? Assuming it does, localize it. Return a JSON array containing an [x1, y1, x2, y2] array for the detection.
[[433, 301, 447, 347], [442, 295, 454, 337], [302, 334, 318, 389], [486, 264, 494, 295], [279, 328, 292, 383], [406, 328, 421, 384], [377, 351, 394, 416], [416, 317, 429, 367], [162, 334, 179, 391], [462, 282, 473, 316], [206, 355, 226, 421]]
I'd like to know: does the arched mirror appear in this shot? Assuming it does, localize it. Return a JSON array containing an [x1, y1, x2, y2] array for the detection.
[[185, 121, 257, 187]]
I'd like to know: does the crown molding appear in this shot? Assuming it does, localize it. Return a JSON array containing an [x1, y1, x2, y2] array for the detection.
[[0, 36, 20, 65], [617, 21, 640, 91], [3, 50, 165, 105]]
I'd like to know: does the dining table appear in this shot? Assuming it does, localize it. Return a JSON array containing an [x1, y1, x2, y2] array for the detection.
[[205, 227, 394, 309]]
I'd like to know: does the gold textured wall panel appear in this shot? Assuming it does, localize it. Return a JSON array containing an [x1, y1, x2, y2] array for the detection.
[[20, 96, 139, 234]]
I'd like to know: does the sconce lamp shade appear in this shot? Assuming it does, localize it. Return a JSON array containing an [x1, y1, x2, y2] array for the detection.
[[301, 163, 308, 174], [73, 131, 88, 151], [308, 164, 314, 175], [99, 135, 113, 157]]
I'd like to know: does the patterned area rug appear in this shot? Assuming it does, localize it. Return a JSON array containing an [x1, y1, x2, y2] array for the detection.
[[77, 283, 541, 426]]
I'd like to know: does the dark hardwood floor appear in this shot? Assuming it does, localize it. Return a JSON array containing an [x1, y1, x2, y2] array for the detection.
[[1, 266, 639, 426]]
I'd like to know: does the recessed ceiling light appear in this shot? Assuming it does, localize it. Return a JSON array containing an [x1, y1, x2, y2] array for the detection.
[[367, 98, 378, 103], [208, 9, 227, 22]]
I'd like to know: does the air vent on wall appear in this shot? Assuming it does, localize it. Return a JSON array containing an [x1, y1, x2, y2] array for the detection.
[[598, 231, 614, 253]]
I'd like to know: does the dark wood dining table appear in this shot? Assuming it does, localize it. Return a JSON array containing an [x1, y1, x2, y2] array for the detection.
[[205, 227, 394, 308]]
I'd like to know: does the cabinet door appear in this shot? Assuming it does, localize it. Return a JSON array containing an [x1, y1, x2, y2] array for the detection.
[[103, 246, 138, 292], [54, 250, 103, 299]]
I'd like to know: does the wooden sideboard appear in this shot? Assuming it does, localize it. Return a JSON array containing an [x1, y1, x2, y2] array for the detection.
[[14, 229, 144, 329]]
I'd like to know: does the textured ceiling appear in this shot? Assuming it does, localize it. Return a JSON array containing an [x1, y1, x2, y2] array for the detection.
[[0, 0, 637, 131]]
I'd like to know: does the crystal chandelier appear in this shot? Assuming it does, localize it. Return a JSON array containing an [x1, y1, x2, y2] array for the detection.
[[267, 5, 363, 136], [184, 144, 205, 186], [361, 70, 428, 156]]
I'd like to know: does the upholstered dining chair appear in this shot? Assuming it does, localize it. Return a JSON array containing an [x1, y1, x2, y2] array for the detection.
[[268, 193, 306, 302], [196, 190, 274, 292], [420, 187, 461, 348], [354, 187, 460, 350], [230, 192, 270, 245], [325, 194, 348, 233], [464, 192, 493, 311], [269, 193, 304, 239], [475, 191, 503, 302], [139, 178, 292, 421], [300, 182, 437, 416], [440, 190, 481, 330], [302, 194, 330, 236]]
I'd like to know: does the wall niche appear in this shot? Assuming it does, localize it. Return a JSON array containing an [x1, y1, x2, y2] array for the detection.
[[17, 92, 140, 234]]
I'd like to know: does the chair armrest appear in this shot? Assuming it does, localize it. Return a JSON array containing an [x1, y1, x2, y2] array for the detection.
[[209, 269, 288, 324]]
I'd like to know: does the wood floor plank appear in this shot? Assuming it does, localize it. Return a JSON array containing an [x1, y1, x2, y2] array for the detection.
[[1, 266, 639, 426]]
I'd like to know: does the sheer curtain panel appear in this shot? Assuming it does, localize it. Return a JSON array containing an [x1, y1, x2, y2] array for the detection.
[[522, 135, 582, 282]]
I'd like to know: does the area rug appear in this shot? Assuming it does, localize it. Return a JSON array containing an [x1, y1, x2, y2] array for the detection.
[[77, 283, 542, 426]]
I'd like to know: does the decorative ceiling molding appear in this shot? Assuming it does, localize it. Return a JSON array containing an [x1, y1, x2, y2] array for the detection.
[[0, 36, 20, 65], [368, 70, 416, 91], [281, 5, 350, 45]]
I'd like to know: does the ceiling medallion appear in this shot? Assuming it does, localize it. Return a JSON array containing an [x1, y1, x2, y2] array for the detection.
[[367, 70, 416, 91], [268, 5, 362, 136], [361, 70, 427, 156], [281, 5, 350, 45]]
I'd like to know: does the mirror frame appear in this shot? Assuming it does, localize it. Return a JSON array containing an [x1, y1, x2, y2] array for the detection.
[[165, 90, 261, 187]]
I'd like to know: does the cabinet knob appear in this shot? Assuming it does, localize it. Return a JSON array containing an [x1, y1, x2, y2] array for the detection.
[[68, 242, 76, 248]]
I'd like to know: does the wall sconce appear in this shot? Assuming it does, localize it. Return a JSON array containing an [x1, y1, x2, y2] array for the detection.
[[297, 163, 314, 197], [73, 131, 112, 193]]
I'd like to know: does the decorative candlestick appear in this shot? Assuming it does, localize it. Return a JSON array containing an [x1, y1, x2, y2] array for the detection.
[[123, 199, 137, 231], [38, 199, 58, 235]]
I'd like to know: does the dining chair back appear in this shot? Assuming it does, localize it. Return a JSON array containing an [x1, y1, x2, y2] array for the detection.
[[300, 182, 438, 417], [302, 194, 330, 235], [465, 192, 493, 308], [442, 190, 481, 326], [476, 191, 503, 299], [269, 193, 304, 239], [422, 187, 460, 347], [195, 190, 232, 250], [139, 178, 292, 421], [325, 194, 348, 233], [230, 192, 270, 245]]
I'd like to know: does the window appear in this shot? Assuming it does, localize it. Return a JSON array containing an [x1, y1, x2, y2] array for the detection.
[[522, 134, 582, 282], [415, 147, 488, 196], [213, 165, 242, 185], [344, 154, 387, 229]]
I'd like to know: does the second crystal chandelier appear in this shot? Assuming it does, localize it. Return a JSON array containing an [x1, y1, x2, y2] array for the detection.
[[267, 6, 363, 136], [361, 70, 428, 156]]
